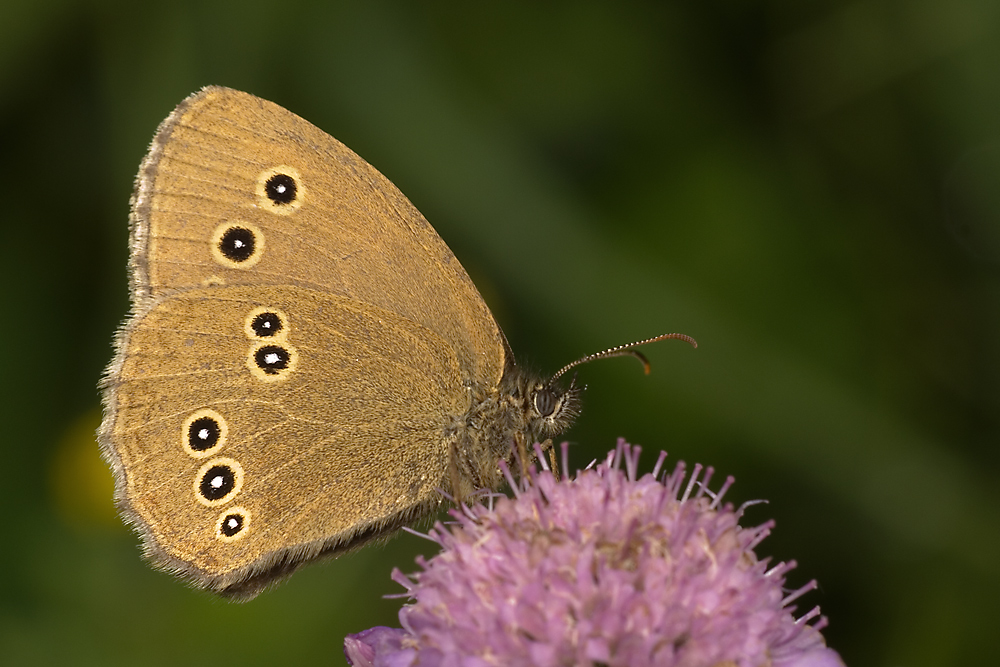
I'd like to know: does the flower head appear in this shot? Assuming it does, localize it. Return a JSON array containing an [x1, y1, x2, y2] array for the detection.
[[345, 440, 844, 667]]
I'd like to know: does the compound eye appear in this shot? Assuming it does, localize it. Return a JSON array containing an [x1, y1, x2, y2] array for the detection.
[[534, 388, 558, 417]]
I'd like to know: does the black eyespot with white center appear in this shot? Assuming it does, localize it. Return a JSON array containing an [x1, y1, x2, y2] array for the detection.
[[200, 464, 235, 501], [215, 506, 251, 542], [218, 226, 256, 262], [221, 512, 244, 536], [251, 311, 282, 338], [211, 221, 265, 269], [181, 409, 228, 458], [244, 307, 289, 342], [256, 166, 304, 214], [254, 345, 290, 374], [264, 173, 297, 205], [193, 458, 244, 506], [247, 341, 298, 382], [188, 416, 220, 452]]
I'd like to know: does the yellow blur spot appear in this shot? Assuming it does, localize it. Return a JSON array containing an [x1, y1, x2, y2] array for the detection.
[[50, 408, 120, 529]]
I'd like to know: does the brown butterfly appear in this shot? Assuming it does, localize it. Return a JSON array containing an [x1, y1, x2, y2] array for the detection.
[[99, 87, 694, 600]]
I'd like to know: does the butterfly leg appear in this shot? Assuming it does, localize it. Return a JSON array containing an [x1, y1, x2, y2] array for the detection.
[[540, 439, 560, 479], [446, 436, 467, 504], [512, 430, 531, 481]]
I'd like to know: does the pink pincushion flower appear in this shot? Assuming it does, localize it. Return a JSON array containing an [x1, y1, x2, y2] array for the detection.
[[345, 440, 844, 667]]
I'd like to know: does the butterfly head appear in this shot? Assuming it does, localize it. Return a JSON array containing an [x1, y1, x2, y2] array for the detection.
[[525, 374, 583, 441]]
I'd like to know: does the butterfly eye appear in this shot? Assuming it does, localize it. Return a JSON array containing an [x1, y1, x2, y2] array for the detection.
[[530, 379, 582, 438], [534, 388, 557, 417], [194, 458, 244, 507]]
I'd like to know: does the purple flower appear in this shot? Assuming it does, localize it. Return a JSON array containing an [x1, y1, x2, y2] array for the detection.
[[345, 440, 845, 667]]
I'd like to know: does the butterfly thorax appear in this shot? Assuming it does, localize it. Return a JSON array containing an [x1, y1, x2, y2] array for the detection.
[[447, 362, 581, 497]]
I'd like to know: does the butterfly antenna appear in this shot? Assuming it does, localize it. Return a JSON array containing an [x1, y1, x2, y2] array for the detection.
[[549, 333, 697, 383]]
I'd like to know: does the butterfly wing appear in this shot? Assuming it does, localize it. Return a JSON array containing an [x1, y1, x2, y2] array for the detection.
[[101, 87, 508, 597], [129, 85, 505, 386], [103, 284, 466, 597]]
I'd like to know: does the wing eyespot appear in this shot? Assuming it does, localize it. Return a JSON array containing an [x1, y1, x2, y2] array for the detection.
[[247, 341, 298, 382], [244, 307, 289, 341], [216, 506, 251, 542], [181, 409, 228, 458], [211, 222, 265, 269], [194, 457, 244, 507], [256, 166, 304, 214]]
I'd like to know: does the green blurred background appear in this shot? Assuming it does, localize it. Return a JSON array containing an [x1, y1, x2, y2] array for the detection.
[[3, 0, 998, 664]]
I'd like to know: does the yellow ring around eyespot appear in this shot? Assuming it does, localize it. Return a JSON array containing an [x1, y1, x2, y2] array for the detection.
[[181, 408, 228, 459], [210, 221, 266, 269], [246, 341, 299, 383], [193, 457, 244, 507], [243, 306, 290, 342], [255, 166, 305, 215], [215, 506, 251, 543]]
